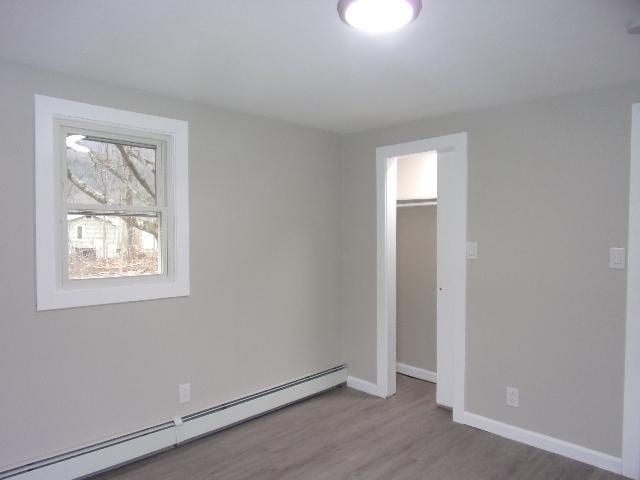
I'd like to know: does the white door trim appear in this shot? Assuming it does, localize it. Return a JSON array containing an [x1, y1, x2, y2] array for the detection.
[[376, 133, 467, 422], [623, 103, 640, 479]]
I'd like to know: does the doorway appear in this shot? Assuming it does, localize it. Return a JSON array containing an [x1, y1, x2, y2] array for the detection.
[[376, 133, 467, 422], [395, 151, 438, 386]]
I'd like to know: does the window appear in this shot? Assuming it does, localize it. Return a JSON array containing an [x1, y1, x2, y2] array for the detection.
[[35, 95, 189, 310], [64, 133, 163, 280]]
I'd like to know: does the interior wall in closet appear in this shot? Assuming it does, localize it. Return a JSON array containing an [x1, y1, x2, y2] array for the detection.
[[396, 152, 438, 376]]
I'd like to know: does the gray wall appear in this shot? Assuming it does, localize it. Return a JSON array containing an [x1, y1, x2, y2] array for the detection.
[[0, 60, 343, 469], [396, 205, 437, 373], [341, 81, 640, 456], [1, 56, 638, 467]]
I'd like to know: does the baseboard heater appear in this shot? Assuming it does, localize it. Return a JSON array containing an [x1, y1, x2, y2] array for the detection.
[[0, 365, 347, 480]]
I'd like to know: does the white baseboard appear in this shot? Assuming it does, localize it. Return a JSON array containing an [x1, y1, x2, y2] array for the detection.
[[463, 412, 622, 475], [179, 368, 347, 442], [2, 367, 346, 480], [346, 376, 385, 398], [396, 362, 437, 383], [7, 429, 176, 480]]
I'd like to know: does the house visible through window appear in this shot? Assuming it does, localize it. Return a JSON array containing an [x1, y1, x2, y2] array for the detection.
[[35, 95, 190, 310]]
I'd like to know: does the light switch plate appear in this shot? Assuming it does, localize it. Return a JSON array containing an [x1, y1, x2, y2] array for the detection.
[[609, 248, 626, 269], [466, 242, 478, 259]]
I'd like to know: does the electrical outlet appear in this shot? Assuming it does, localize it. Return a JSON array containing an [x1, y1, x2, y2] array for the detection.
[[178, 383, 191, 404], [506, 387, 519, 407], [609, 247, 626, 269]]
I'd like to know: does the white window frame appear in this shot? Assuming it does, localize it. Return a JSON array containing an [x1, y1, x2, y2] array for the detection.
[[35, 95, 190, 310]]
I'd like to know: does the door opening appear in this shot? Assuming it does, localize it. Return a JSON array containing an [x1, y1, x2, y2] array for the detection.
[[395, 151, 439, 389], [376, 133, 467, 422]]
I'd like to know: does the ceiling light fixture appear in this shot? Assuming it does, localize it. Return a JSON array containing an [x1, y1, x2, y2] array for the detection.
[[337, 0, 422, 34]]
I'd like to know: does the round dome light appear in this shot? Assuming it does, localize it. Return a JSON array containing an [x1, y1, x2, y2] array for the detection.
[[337, 0, 422, 34]]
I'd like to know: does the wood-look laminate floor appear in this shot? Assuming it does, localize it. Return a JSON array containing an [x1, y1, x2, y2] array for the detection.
[[94, 375, 623, 480]]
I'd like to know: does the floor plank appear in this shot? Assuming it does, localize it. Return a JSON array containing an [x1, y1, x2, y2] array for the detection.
[[93, 375, 624, 480]]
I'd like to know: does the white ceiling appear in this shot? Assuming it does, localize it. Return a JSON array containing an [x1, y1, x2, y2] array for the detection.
[[1, 0, 639, 133]]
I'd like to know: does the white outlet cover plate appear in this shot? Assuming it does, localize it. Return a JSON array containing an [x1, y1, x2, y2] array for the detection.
[[179, 383, 191, 404], [609, 247, 626, 269]]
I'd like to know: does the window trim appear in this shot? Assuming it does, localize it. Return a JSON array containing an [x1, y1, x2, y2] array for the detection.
[[35, 95, 189, 310]]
